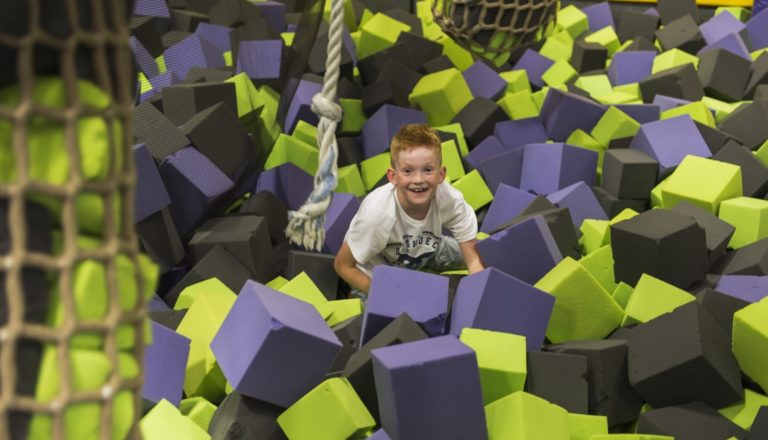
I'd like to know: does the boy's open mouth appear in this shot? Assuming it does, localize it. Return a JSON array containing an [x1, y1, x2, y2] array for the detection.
[[409, 187, 428, 193]]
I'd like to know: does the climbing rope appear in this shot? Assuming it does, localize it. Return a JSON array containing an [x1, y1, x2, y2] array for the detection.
[[285, 0, 345, 252]]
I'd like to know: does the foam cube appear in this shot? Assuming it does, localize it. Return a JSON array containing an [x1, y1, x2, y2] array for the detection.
[[512, 49, 555, 90], [617, 10, 660, 43], [629, 116, 713, 177], [637, 402, 747, 439], [571, 40, 608, 74], [719, 197, 768, 248], [547, 181, 608, 229], [485, 391, 569, 440], [361, 266, 449, 344], [210, 280, 342, 407], [520, 143, 598, 195], [140, 399, 210, 440], [477, 149, 525, 194], [408, 68, 472, 126], [658, 155, 742, 214], [621, 274, 696, 326], [179, 397, 216, 432], [361, 104, 427, 159], [698, 49, 751, 102], [451, 98, 509, 149], [732, 296, 768, 394], [656, 15, 705, 54], [535, 257, 623, 343], [640, 63, 705, 103], [254, 162, 314, 211], [371, 336, 488, 440], [142, 321, 191, 407], [449, 268, 555, 351], [628, 302, 744, 408], [284, 78, 322, 134], [540, 89, 606, 142], [525, 350, 589, 413], [568, 414, 608, 440], [134, 143, 171, 223], [480, 184, 537, 234], [714, 275, 768, 304], [700, 9, 746, 44], [608, 51, 656, 87], [493, 117, 549, 150], [357, 12, 411, 59], [713, 141, 768, 198], [207, 392, 285, 440], [463, 60, 507, 101], [277, 378, 374, 440], [478, 215, 563, 285], [746, 8, 768, 50], [163, 34, 224, 79], [601, 149, 658, 200], [459, 328, 527, 405]]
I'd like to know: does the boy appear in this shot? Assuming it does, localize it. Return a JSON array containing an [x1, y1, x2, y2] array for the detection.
[[334, 124, 484, 296]]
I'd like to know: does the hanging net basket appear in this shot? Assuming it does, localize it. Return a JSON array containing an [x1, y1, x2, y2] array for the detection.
[[432, 0, 560, 64]]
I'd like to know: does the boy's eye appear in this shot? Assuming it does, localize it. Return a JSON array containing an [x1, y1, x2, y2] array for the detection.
[[402, 169, 412, 176]]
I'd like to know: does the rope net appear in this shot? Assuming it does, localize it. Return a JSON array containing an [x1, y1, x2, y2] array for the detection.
[[432, 0, 559, 64], [0, 0, 148, 439]]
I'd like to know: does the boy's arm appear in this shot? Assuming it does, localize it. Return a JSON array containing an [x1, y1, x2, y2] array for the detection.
[[334, 240, 372, 294], [459, 239, 484, 275]]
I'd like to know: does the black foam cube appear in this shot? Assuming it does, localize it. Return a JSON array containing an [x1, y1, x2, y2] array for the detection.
[[639, 63, 704, 103], [698, 49, 751, 102], [208, 392, 287, 440], [695, 121, 742, 155], [182, 66, 235, 84], [754, 84, 768, 101], [375, 59, 422, 96], [163, 244, 251, 307], [342, 314, 429, 423], [600, 149, 658, 200], [162, 30, 193, 49], [628, 302, 744, 409], [525, 350, 589, 414], [161, 82, 238, 125], [337, 137, 364, 167], [282, 250, 341, 300], [229, 18, 280, 61], [133, 102, 190, 161], [696, 288, 749, 338], [237, 191, 288, 245], [149, 309, 188, 330], [710, 238, 768, 276], [657, 0, 699, 25], [361, 80, 409, 117], [637, 402, 746, 439], [669, 201, 735, 267], [749, 406, 768, 440], [611, 209, 707, 289], [169, 9, 209, 32], [421, 55, 455, 74], [130, 15, 165, 57], [713, 140, 768, 198], [307, 24, 355, 79], [624, 36, 659, 52], [327, 314, 364, 375], [571, 40, 608, 74], [135, 207, 185, 271], [546, 339, 643, 426], [617, 10, 659, 43], [356, 43, 414, 85], [718, 100, 768, 150], [655, 15, 705, 54], [450, 98, 508, 150], [180, 103, 257, 180], [188, 215, 274, 283], [396, 32, 442, 67], [745, 53, 768, 99], [591, 186, 649, 218]]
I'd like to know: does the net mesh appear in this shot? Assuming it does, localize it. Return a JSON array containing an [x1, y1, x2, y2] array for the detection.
[[432, 0, 559, 62], [0, 0, 143, 439]]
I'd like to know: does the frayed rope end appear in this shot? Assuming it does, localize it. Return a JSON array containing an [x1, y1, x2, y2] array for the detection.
[[285, 210, 327, 252]]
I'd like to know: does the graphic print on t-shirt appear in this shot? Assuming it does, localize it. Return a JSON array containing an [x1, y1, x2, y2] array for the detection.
[[383, 230, 441, 270]]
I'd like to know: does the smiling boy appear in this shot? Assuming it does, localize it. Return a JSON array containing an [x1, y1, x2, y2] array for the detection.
[[334, 124, 484, 297]]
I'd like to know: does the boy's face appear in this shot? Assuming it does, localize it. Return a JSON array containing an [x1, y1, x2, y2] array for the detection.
[[387, 146, 446, 217]]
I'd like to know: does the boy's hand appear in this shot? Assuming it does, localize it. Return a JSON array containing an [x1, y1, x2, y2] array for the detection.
[[459, 239, 485, 275], [334, 240, 372, 294]]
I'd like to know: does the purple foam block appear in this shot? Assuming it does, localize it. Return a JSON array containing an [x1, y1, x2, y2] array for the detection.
[[466, 136, 506, 170], [493, 117, 549, 150], [164, 34, 225, 80], [582, 2, 616, 32], [699, 10, 746, 44], [540, 89, 607, 142], [644, 7, 659, 17], [714, 275, 768, 303], [133, 0, 170, 18], [520, 143, 598, 195], [629, 115, 711, 176], [371, 336, 487, 440], [480, 183, 537, 234], [142, 321, 190, 407], [477, 149, 524, 194], [134, 143, 171, 223], [361, 266, 449, 345], [652, 95, 691, 113], [477, 215, 563, 284], [148, 294, 170, 312], [251, 1, 287, 33], [463, 60, 507, 101], [367, 429, 392, 440], [449, 268, 555, 351], [546, 181, 608, 229], [148, 71, 180, 91], [362, 104, 427, 159], [159, 147, 234, 237], [284, 78, 323, 134], [254, 162, 314, 211], [196, 22, 232, 53], [608, 51, 656, 86], [130, 36, 159, 77], [323, 192, 361, 255], [211, 280, 342, 407], [746, 8, 768, 50], [698, 33, 751, 61], [512, 49, 554, 90], [615, 104, 661, 124], [237, 39, 284, 83]]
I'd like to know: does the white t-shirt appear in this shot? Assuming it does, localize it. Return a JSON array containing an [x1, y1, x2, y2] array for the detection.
[[345, 182, 478, 277]]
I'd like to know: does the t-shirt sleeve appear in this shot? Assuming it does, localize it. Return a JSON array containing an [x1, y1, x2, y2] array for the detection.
[[345, 201, 391, 265], [439, 184, 478, 243]]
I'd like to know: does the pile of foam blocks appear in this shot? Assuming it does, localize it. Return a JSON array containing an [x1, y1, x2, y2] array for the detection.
[[21, 0, 768, 437]]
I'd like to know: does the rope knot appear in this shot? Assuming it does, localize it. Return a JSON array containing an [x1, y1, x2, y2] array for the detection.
[[311, 93, 342, 122]]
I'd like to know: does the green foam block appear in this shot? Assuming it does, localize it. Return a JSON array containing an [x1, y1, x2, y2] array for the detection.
[[612, 282, 634, 310], [498, 90, 540, 120], [409, 68, 473, 126], [433, 123, 470, 158], [718, 197, 768, 249], [659, 155, 742, 214], [589, 435, 673, 440], [485, 391, 569, 440], [621, 274, 696, 327], [661, 101, 716, 127], [542, 58, 578, 87], [29, 347, 138, 440], [277, 378, 375, 440], [540, 35, 573, 63], [180, 396, 217, 432], [590, 106, 641, 148], [732, 296, 768, 395], [451, 169, 494, 211], [141, 399, 211, 440], [567, 413, 608, 440], [356, 12, 411, 59], [579, 209, 638, 255], [459, 328, 527, 405], [718, 388, 768, 430], [442, 139, 466, 182], [337, 164, 366, 197], [535, 257, 623, 343], [652, 49, 699, 74], [556, 5, 589, 38], [499, 69, 531, 94], [584, 26, 621, 56], [326, 298, 363, 327], [579, 245, 617, 293], [292, 120, 318, 148], [360, 152, 391, 191], [340, 98, 366, 134], [575, 74, 613, 100], [264, 133, 318, 176], [225, 72, 260, 117], [278, 271, 333, 320]]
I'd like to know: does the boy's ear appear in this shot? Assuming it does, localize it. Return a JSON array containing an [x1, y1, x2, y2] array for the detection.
[[386, 167, 396, 183], [438, 165, 447, 183]]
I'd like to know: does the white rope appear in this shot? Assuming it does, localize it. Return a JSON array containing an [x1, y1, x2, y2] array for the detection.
[[285, 0, 345, 252]]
